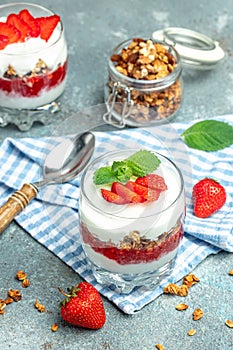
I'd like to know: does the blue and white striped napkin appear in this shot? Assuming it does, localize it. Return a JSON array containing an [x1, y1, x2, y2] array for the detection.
[[0, 115, 232, 314]]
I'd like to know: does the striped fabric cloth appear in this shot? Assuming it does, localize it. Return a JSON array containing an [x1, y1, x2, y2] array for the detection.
[[0, 115, 232, 314]]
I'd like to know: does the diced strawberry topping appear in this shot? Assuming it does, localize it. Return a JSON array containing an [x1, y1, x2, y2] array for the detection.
[[37, 15, 60, 41], [100, 174, 167, 205], [6, 13, 32, 42], [136, 174, 168, 191], [0, 22, 21, 45], [111, 182, 145, 203], [19, 9, 40, 37], [0, 34, 9, 50], [0, 9, 60, 48], [126, 181, 161, 202], [101, 189, 128, 205]]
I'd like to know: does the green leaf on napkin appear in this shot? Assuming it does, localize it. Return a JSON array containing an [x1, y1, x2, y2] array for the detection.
[[181, 120, 233, 151]]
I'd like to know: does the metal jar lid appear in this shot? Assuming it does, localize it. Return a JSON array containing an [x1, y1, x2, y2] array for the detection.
[[152, 27, 225, 69]]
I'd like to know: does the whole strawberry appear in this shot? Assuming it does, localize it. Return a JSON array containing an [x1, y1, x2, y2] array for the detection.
[[192, 178, 226, 218], [59, 282, 106, 329]]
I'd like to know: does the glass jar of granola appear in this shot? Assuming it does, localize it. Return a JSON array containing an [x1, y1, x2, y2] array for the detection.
[[103, 37, 182, 128]]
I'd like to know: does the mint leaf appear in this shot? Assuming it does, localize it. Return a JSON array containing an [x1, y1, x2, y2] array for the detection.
[[93, 162, 132, 185], [111, 161, 132, 182], [93, 149, 161, 185], [126, 150, 161, 176], [182, 120, 233, 151], [93, 166, 117, 185]]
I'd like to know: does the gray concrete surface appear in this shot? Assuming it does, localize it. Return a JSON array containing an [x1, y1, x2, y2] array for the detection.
[[0, 0, 233, 349]]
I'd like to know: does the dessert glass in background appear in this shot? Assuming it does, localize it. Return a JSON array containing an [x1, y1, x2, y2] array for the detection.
[[79, 148, 185, 293], [0, 2, 68, 130]]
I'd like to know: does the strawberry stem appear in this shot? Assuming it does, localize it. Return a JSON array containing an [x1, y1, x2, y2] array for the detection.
[[58, 287, 69, 298], [58, 285, 81, 307]]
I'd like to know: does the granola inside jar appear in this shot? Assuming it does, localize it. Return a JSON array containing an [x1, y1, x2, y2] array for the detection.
[[104, 37, 182, 127]]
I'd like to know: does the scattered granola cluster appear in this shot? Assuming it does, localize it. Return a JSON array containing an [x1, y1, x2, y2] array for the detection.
[[108, 38, 182, 124], [15, 269, 31, 288], [163, 273, 199, 296], [0, 289, 21, 315], [193, 307, 204, 321], [155, 344, 164, 350], [35, 298, 46, 313], [0, 271, 28, 315], [0, 270, 57, 332], [156, 271, 233, 347], [163, 274, 203, 338]]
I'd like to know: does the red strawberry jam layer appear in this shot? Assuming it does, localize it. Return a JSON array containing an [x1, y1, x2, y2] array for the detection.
[[81, 221, 184, 265], [0, 60, 67, 98]]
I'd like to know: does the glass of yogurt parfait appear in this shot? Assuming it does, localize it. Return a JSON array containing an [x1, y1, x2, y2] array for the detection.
[[79, 148, 185, 293], [0, 2, 68, 130]]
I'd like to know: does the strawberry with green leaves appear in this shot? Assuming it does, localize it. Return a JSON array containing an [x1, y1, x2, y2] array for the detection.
[[59, 282, 106, 329], [192, 178, 226, 218]]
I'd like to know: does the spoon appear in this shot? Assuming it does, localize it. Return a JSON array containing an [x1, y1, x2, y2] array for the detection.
[[0, 131, 95, 234]]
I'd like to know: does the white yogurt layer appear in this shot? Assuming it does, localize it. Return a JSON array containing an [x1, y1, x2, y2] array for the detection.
[[80, 155, 184, 243], [84, 244, 178, 274]]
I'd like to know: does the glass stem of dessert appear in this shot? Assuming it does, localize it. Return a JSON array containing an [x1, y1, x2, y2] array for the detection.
[[0, 3, 68, 130], [79, 149, 185, 293]]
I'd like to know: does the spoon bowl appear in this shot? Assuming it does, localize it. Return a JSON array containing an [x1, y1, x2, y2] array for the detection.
[[35, 132, 95, 188], [0, 131, 95, 234]]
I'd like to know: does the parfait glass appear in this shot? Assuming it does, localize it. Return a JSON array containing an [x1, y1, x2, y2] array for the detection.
[[0, 2, 68, 130], [79, 148, 185, 293]]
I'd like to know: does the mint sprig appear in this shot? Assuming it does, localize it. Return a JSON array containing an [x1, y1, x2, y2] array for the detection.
[[127, 149, 161, 177], [93, 150, 160, 185], [111, 161, 133, 182], [93, 166, 117, 185], [182, 120, 233, 152]]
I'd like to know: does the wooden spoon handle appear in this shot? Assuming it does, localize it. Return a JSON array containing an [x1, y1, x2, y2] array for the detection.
[[0, 183, 38, 234]]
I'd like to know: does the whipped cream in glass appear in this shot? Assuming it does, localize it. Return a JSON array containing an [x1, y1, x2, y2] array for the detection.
[[79, 149, 185, 293], [0, 3, 68, 129]]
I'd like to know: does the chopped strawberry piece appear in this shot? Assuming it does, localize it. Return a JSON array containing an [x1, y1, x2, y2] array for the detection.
[[0, 22, 21, 44], [19, 9, 40, 37], [136, 174, 168, 191], [7, 13, 32, 42], [111, 182, 145, 203], [101, 188, 128, 204], [37, 15, 60, 41], [0, 34, 9, 50], [126, 181, 161, 202]]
